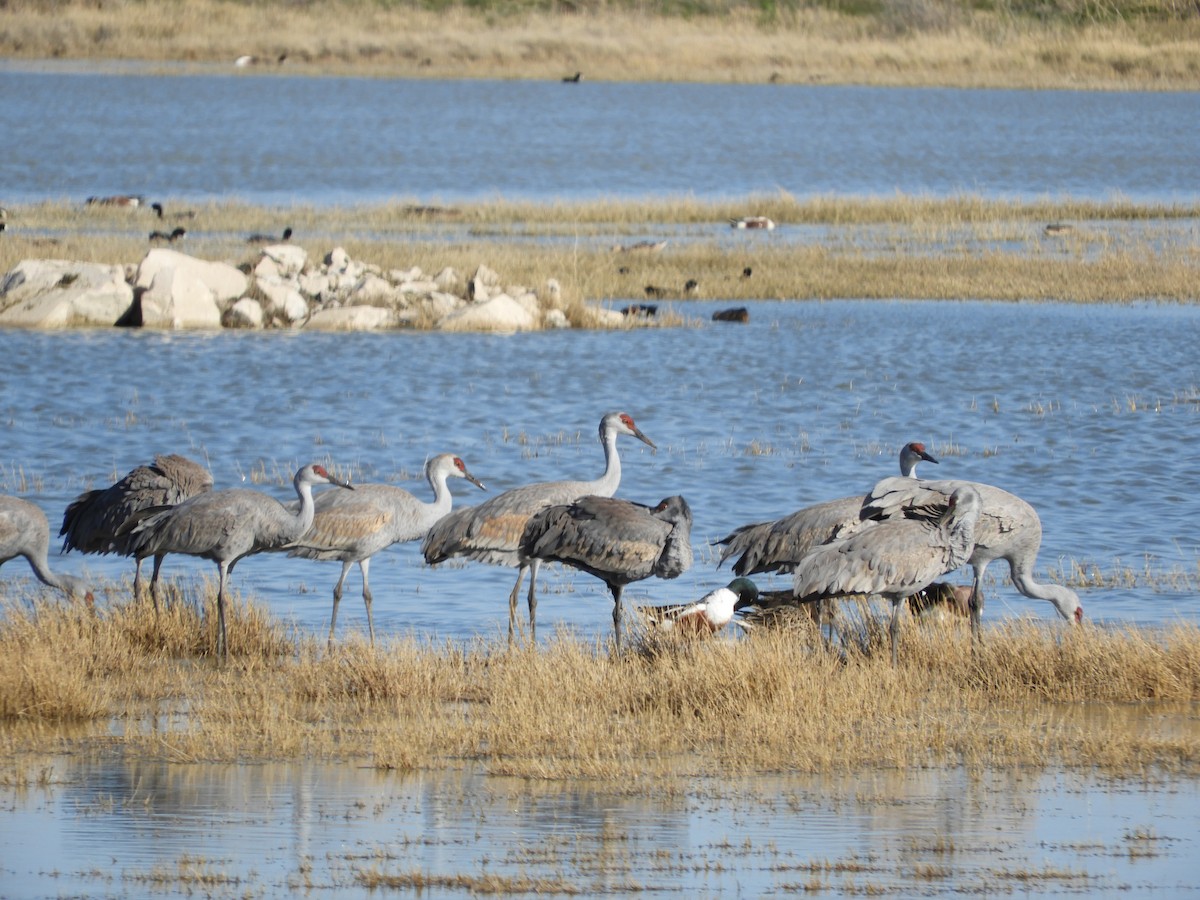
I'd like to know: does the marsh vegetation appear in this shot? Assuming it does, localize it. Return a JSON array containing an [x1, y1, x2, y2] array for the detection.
[[2, 587, 1198, 780], [5, 195, 1199, 307], [4, 0, 1200, 90]]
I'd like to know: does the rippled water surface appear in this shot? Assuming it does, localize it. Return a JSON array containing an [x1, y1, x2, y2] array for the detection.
[[2, 66, 1198, 204], [2, 299, 1198, 637]]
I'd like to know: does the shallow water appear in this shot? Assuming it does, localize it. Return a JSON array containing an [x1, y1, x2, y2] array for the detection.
[[2, 66, 1198, 205], [1, 299, 1197, 640], [2, 744, 1198, 897]]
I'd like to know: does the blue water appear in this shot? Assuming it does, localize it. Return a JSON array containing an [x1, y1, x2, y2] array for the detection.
[[2, 299, 1197, 640], [2, 65, 1198, 204]]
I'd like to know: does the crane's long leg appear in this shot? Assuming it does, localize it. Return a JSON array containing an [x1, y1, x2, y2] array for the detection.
[[134, 557, 144, 606], [968, 569, 985, 644], [149, 554, 166, 615], [527, 558, 540, 641], [215, 560, 231, 659], [360, 558, 375, 647], [611, 584, 624, 651], [889, 597, 905, 666], [330, 560, 352, 649], [507, 563, 528, 644]]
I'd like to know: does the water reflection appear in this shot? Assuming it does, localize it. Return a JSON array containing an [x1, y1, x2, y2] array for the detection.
[[2, 727, 1198, 897]]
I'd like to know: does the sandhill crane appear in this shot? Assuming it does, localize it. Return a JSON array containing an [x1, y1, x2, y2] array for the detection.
[[60, 453, 213, 609], [120, 463, 352, 658], [520, 495, 694, 648], [422, 411, 655, 640], [792, 485, 983, 665], [638, 576, 758, 638], [2, 495, 93, 604], [862, 476, 1083, 636], [716, 441, 939, 578], [287, 454, 485, 647]]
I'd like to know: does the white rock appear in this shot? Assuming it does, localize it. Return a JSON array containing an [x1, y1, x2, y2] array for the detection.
[[390, 266, 424, 282], [256, 277, 310, 324], [223, 298, 264, 329], [398, 279, 439, 296], [438, 293, 536, 333], [512, 291, 541, 317], [139, 267, 223, 329], [254, 255, 282, 281], [262, 244, 306, 277], [0, 259, 133, 328], [305, 306, 398, 331], [541, 278, 563, 309], [433, 267, 459, 291], [136, 249, 246, 307], [468, 264, 501, 301], [349, 273, 401, 308], [298, 272, 330, 298], [324, 247, 351, 274], [424, 291, 463, 320], [542, 309, 570, 329]]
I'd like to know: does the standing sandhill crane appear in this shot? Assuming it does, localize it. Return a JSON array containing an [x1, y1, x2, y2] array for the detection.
[[287, 454, 486, 647], [1, 495, 94, 604], [120, 463, 352, 658], [862, 476, 1083, 636], [520, 495, 694, 648], [792, 485, 983, 665], [716, 441, 939, 578], [637, 576, 759, 638], [422, 411, 655, 640], [60, 453, 213, 609]]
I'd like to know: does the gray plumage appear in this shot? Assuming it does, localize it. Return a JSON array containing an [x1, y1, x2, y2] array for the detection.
[[120, 463, 352, 658], [2, 495, 93, 603], [862, 475, 1083, 635], [792, 485, 982, 665], [717, 441, 938, 577], [287, 453, 485, 647], [60, 453, 213, 607], [520, 494, 693, 648], [422, 411, 655, 640]]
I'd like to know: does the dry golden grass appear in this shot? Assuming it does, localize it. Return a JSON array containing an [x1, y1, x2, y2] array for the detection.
[[3, 1, 1199, 91], [2, 588, 1198, 780], [4, 196, 1199, 306]]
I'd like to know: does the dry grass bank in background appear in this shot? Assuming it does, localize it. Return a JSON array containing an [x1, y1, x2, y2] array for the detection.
[[2, 591, 1198, 780], [3, 196, 1199, 305], [2, 1, 1199, 91]]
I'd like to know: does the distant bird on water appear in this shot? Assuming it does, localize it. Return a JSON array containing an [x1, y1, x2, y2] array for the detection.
[[60, 453, 213, 609], [638, 576, 759, 638], [246, 227, 292, 244], [86, 195, 143, 208], [562, 72, 582, 82], [422, 411, 656, 641], [149, 227, 187, 243], [120, 463, 353, 658], [730, 216, 775, 230], [521, 494, 694, 648], [2, 495, 94, 604], [287, 454, 486, 647], [792, 485, 983, 665]]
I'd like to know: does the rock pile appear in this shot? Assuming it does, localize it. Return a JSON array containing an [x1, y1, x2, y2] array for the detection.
[[0, 244, 596, 332]]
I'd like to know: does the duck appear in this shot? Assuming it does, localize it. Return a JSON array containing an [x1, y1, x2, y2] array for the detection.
[[149, 227, 187, 243], [86, 195, 144, 208], [246, 227, 293, 244], [638, 577, 760, 637], [730, 216, 776, 230], [562, 72, 583, 83]]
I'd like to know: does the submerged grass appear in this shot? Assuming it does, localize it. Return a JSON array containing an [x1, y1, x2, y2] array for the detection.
[[4, 195, 1199, 306], [2, 588, 1198, 781]]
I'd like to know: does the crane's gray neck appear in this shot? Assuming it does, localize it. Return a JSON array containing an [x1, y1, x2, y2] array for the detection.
[[1011, 571, 1081, 621], [25, 549, 88, 600], [589, 426, 622, 497]]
